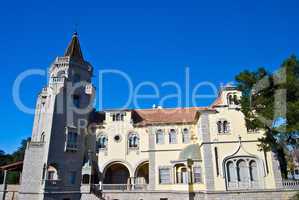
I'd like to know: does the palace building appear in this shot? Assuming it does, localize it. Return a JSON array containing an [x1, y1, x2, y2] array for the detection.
[[2, 33, 298, 200]]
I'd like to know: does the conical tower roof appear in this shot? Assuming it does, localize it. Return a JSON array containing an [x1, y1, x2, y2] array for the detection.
[[64, 32, 84, 62]]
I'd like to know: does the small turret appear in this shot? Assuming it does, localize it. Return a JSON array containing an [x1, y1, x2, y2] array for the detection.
[[211, 84, 241, 108]]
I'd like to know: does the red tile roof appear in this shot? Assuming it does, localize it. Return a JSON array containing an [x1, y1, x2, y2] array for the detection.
[[133, 107, 213, 126]]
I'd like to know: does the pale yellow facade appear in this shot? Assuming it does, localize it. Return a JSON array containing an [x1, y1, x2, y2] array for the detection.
[[93, 86, 282, 193]]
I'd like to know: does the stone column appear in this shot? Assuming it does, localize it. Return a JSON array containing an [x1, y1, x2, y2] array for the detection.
[[148, 127, 156, 190], [200, 113, 215, 191]]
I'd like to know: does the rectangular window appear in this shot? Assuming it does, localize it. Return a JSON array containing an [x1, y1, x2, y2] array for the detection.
[[66, 132, 78, 150], [193, 167, 202, 183], [159, 168, 171, 184], [182, 129, 190, 144], [73, 95, 80, 108], [68, 171, 76, 185], [47, 171, 54, 180], [169, 134, 177, 144], [111, 112, 125, 121], [156, 131, 164, 144]]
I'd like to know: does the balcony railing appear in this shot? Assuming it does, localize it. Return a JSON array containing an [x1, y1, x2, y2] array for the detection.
[[50, 77, 65, 84], [102, 184, 131, 191], [56, 57, 70, 63], [44, 179, 62, 191], [93, 184, 149, 191], [283, 180, 299, 190]]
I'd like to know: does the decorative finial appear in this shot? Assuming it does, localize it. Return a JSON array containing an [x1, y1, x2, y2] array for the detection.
[[73, 23, 79, 36]]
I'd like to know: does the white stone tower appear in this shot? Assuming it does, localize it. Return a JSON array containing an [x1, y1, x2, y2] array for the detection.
[[19, 33, 94, 200]]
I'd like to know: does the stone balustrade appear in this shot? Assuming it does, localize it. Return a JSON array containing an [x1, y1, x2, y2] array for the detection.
[[283, 180, 299, 190], [50, 77, 65, 84]]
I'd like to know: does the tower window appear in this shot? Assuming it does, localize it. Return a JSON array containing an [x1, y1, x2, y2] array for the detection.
[[223, 121, 229, 133], [233, 95, 239, 105], [66, 132, 78, 150], [40, 132, 45, 142], [68, 171, 76, 185], [227, 93, 239, 105], [47, 165, 58, 180], [73, 95, 80, 108]]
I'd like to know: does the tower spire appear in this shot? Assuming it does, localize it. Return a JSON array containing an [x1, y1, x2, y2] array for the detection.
[[64, 32, 84, 62]]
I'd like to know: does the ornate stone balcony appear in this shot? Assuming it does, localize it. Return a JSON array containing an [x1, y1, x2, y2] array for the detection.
[[283, 180, 299, 190]]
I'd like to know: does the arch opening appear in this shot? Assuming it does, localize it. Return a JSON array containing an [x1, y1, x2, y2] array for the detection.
[[103, 163, 130, 184], [134, 162, 149, 184]]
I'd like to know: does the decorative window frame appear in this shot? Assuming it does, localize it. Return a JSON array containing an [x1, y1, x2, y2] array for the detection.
[[158, 166, 172, 184], [223, 156, 265, 190], [127, 132, 140, 151], [216, 118, 231, 135]]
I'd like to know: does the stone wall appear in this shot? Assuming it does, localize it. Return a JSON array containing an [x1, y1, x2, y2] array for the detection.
[[195, 190, 299, 200], [87, 189, 299, 200]]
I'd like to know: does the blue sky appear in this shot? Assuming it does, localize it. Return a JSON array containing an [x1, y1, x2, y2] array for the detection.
[[0, 0, 299, 153]]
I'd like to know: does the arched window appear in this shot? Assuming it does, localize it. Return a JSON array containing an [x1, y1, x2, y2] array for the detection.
[[249, 160, 258, 181], [182, 128, 190, 144], [227, 161, 236, 182], [128, 133, 139, 148], [217, 121, 222, 133], [97, 135, 108, 150], [156, 129, 164, 144], [40, 132, 45, 142], [47, 165, 58, 180], [233, 95, 239, 105], [57, 70, 65, 78], [226, 158, 260, 189], [228, 94, 234, 105], [82, 174, 90, 184], [223, 121, 230, 133], [237, 160, 247, 182], [217, 120, 230, 134], [169, 129, 177, 144]]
